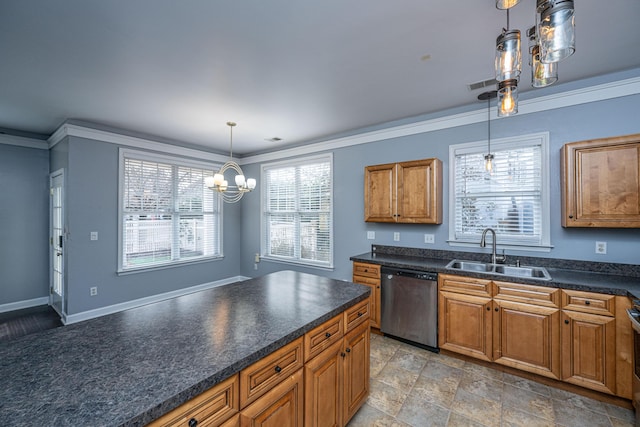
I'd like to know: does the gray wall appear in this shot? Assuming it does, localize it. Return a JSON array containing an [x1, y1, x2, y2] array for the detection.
[[239, 83, 640, 280], [0, 144, 50, 304]]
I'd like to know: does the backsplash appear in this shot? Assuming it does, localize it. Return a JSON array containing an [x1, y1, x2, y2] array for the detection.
[[371, 245, 640, 278]]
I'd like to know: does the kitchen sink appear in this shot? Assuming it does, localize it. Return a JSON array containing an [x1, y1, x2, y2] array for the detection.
[[445, 259, 552, 281]]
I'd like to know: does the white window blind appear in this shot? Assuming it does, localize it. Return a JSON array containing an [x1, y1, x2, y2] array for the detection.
[[450, 134, 550, 249], [119, 150, 222, 271], [262, 155, 333, 267]]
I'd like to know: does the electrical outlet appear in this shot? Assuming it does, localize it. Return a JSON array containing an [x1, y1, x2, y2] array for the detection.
[[90, 286, 98, 296], [254, 253, 260, 263], [90, 231, 98, 241], [367, 231, 375, 240], [595, 241, 607, 254], [424, 234, 435, 244], [393, 232, 400, 241]]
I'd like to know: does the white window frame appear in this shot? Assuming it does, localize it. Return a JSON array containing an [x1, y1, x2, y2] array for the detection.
[[117, 148, 223, 273], [260, 153, 334, 269], [448, 132, 552, 252]]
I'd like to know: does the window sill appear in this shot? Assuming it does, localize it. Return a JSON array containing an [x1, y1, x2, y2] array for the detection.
[[260, 256, 334, 271], [117, 255, 224, 275], [447, 240, 553, 253]]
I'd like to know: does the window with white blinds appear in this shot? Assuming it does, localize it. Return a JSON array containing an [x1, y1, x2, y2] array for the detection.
[[118, 149, 222, 272], [449, 133, 550, 249], [261, 154, 333, 268]]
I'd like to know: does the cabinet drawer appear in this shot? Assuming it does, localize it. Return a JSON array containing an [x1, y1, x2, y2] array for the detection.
[[352, 275, 380, 286], [149, 374, 239, 427], [352, 262, 380, 279], [562, 290, 615, 316], [240, 337, 304, 408], [304, 314, 343, 362], [345, 299, 370, 333], [493, 281, 560, 308], [438, 274, 492, 297]]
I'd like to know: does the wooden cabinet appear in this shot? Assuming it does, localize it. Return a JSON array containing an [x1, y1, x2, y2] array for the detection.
[[352, 262, 381, 329], [148, 374, 239, 427], [561, 133, 640, 227], [364, 158, 442, 224], [240, 369, 304, 427], [438, 274, 633, 399], [492, 281, 561, 380], [304, 303, 370, 427], [438, 274, 493, 361]]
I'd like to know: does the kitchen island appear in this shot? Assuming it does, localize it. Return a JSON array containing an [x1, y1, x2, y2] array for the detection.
[[0, 270, 370, 426]]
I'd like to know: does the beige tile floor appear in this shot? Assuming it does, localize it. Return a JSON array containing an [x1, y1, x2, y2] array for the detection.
[[347, 334, 636, 427]]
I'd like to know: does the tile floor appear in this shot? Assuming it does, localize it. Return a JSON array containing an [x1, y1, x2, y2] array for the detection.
[[347, 333, 636, 427]]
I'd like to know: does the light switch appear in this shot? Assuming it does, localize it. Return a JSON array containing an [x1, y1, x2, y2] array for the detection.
[[393, 232, 400, 241], [367, 231, 375, 240], [90, 231, 98, 241]]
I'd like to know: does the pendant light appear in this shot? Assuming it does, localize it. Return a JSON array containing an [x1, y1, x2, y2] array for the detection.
[[497, 79, 518, 117], [478, 91, 498, 173], [204, 122, 256, 203], [496, 0, 520, 10], [536, 0, 575, 63], [495, 9, 521, 82], [527, 26, 558, 87]]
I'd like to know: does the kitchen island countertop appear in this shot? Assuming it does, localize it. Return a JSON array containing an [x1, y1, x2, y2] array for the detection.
[[0, 270, 370, 426]]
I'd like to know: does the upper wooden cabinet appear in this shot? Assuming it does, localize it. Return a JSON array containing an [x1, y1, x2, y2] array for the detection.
[[364, 158, 442, 224], [561, 133, 640, 227]]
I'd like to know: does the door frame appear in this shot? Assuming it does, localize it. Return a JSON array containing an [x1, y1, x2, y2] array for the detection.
[[49, 168, 66, 318]]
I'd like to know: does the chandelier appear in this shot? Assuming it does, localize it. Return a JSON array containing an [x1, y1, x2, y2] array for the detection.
[[493, 0, 575, 116], [204, 122, 256, 203]]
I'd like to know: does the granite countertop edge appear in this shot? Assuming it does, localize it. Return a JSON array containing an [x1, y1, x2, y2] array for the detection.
[[350, 252, 640, 299]]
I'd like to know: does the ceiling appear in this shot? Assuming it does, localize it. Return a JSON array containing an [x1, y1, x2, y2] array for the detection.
[[2, 1, 640, 155]]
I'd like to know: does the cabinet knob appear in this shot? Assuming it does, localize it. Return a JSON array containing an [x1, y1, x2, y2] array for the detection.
[[341, 352, 346, 358], [357, 312, 363, 317], [495, 307, 499, 312], [486, 307, 491, 311], [585, 300, 591, 305], [189, 418, 198, 427], [569, 215, 574, 219], [345, 348, 351, 353], [275, 365, 282, 373], [377, 286, 380, 289], [325, 332, 331, 338], [565, 319, 570, 325]]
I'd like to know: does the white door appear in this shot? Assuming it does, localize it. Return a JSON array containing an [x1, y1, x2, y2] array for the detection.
[[50, 170, 65, 316]]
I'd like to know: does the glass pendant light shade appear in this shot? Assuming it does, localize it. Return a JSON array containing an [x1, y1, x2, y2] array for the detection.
[[537, 0, 575, 63], [530, 45, 558, 87], [496, 0, 521, 10], [497, 79, 518, 117], [495, 29, 521, 81]]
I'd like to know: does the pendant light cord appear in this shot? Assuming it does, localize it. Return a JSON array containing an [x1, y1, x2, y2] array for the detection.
[[487, 96, 491, 154]]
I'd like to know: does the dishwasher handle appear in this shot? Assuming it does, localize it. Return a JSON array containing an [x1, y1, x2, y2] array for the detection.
[[381, 268, 437, 282]]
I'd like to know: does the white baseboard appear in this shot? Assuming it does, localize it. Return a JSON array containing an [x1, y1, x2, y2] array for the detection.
[[0, 297, 49, 313], [63, 276, 250, 325]]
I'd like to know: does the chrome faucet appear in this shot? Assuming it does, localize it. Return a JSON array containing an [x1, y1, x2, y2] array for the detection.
[[480, 228, 506, 264]]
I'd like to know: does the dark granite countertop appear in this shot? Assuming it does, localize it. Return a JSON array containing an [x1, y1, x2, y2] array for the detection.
[[350, 246, 640, 299], [0, 271, 370, 427]]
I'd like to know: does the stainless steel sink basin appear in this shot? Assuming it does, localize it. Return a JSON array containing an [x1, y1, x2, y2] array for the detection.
[[445, 259, 552, 281]]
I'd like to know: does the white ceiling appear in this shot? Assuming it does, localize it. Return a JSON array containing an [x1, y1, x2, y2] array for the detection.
[[1, 1, 640, 155]]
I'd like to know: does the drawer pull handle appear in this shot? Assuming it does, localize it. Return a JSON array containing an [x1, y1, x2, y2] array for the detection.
[[189, 418, 198, 427], [357, 312, 363, 317], [325, 332, 331, 338], [585, 300, 591, 305], [275, 365, 282, 373]]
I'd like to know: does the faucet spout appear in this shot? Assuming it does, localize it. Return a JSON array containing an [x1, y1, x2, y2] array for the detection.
[[480, 228, 506, 264]]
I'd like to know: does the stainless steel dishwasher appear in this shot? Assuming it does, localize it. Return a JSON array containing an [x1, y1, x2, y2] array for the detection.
[[381, 267, 438, 351]]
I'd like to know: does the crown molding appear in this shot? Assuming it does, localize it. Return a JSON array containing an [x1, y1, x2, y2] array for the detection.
[[241, 76, 640, 165], [48, 123, 229, 163], [0, 133, 48, 150]]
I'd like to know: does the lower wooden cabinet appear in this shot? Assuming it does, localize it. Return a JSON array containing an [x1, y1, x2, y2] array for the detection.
[[240, 369, 304, 427], [438, 273, 633, 399], [342, 322, 370, 424], [352, 262, 381, 329]]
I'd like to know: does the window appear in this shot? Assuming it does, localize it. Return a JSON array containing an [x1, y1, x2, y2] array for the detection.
[[118, 149, 222, 272], [449, 133, 550, 250], [262, 154, 333, 268]]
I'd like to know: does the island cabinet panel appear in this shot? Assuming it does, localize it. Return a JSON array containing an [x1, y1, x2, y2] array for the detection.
[[304, 314, 344, 362], [240, 337, 304, 408], [561, 307, 617, 395], [561, 133, 640, 228], [304, 339, 343, 427], [342, 322, 370, 425], [239, 369, 304, 427], [438, 290, 493, 361], [148, 374, 239, 427], [492, 299, 561, 380], [364, 158, 442, 224], [220, 414, 240, 427], [345, 298, 370, 333], [352, 262, 381, 329]]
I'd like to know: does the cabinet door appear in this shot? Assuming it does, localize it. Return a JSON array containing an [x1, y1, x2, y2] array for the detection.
[[352, 277, 380, 329], [304, 340, 343, 427], [397, 158, 442, 224], [364, 163, 396, 222], [240, 369, 303, 427], [493, 300, 561, 380], [438, 290, 492, 361], [342, 322, 370, 425], [562, 134, 640, 227], [561, 310, 616, 395]]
